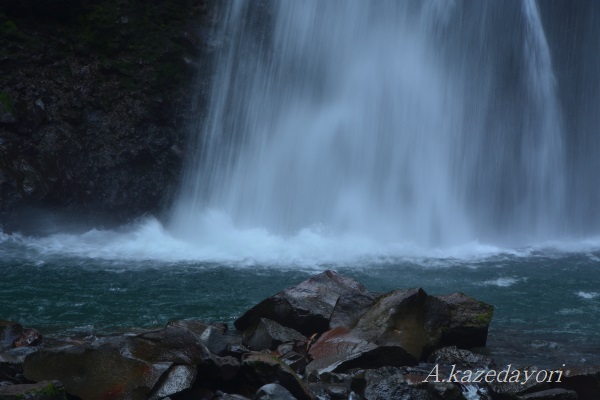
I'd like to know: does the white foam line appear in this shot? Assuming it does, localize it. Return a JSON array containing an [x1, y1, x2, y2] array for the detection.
[[2, 215, 600, 267]]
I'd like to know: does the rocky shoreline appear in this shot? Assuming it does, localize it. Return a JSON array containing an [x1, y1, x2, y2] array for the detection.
[[1, 271, 598, 400]]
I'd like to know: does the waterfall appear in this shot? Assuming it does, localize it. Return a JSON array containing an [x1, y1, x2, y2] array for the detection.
[[171, 0, 583, 250]]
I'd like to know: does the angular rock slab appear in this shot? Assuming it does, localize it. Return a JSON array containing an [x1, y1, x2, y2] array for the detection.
[[355, 367, 430, 400], [329, 290, 376, 329], [306, 327, 416, 378], [433, 292, 494, 348], [167, 319, 229, 356], [241, 353, 313, 400], [428, 346, 494, 370], [307, 287, 494, 376], [149, 364, 197, 400], [255, 383, 298, 400], [21, 323, 236, 400], [235, 270, 370, 336], [242, 318, 306, 351], [553, 366, 600, 400], [123, 326, 212, 365], [23, 344, 170, 400], [352, 288, 432, 360]]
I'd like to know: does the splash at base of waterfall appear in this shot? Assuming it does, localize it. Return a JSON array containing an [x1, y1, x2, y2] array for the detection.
[[3, 215, 600, 266]]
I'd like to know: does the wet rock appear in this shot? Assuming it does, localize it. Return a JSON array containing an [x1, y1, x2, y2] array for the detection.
[[167, 320, 229, 355], [235, 270, 371, 336], [487, 366, 551, 399], [428, 346, 494, 369], [306, 287, 493, 380], [149, 364, 197, 400], [0, 321, 22, 350], [329, 291, 376, 329], [243, 318, 306, 351], [306, 327, 416, 378], [553, 366, 600, 400], [0, 380, 66, 400], [306, 382, 351, 400], [23, 343, 170, 400], [279, 351, 308, 375], [307, 288, 443, 377], [0, 346, 38, 364], [519, 388, 578, 400], [212, 355, 241, 381], [214, 392, 251, 400], [125, 326, 212, 365], [432, 292, 493, 348], [355, 367, 430, 400], [241, 353, 313, 400], [306, 288, 491, 376], [352, 288, 432, 360], [19, 322, 239, 399], [13, 328, 43, 348], [255, 383, 297, 400], [228, 343, 251, 359], [0, 361, 26, 385], [426, 381, 465, 400]]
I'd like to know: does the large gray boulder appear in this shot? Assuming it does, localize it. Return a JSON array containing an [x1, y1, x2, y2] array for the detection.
[[306, 287, 494, 376], [234, 270, 371, 336], [22, 322, 237, 400]]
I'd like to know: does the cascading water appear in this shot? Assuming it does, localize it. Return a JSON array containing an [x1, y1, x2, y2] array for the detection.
[[171, 0, 582, 251]]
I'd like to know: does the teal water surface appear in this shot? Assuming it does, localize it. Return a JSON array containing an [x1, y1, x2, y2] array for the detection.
[[1, 244, 599, 367]]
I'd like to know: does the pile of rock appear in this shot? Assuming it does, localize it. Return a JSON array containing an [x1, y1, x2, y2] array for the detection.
[[0, 271, 597, 400]]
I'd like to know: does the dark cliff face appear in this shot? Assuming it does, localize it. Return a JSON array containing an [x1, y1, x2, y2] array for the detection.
[[0, 0, 217, 231]]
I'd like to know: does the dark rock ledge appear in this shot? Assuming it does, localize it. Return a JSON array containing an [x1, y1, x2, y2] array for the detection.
[[1, 271, 597, 400]]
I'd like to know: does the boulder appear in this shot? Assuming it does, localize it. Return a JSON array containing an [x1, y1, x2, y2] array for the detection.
[[351, 288, 432, 360], [329, 291, 376, 329], [279, 351, 308, 375], [487, 366, 551, 399], [148, 364, 197, 400], [351, 367, 430, 400], [0, 380, 66, 400], [21, 323, 243, 400], [23, 343, 170, 400], [306, 382, 353, 400], [306, 287, 494, 377], [167, 319, 229, 355], [255, 383, 298, 400], [234, 270, 370, 336], [428, 346, 494, 370], [242, 318, 306, 351], [124, 326, 212, 365], [552, 366, 600, 400], [306, 327, 416, 378], [0, 361, 25, 385], [425, 381, 466, 400], [241, 353, 313, 400], [432, 292, 494, 348]]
